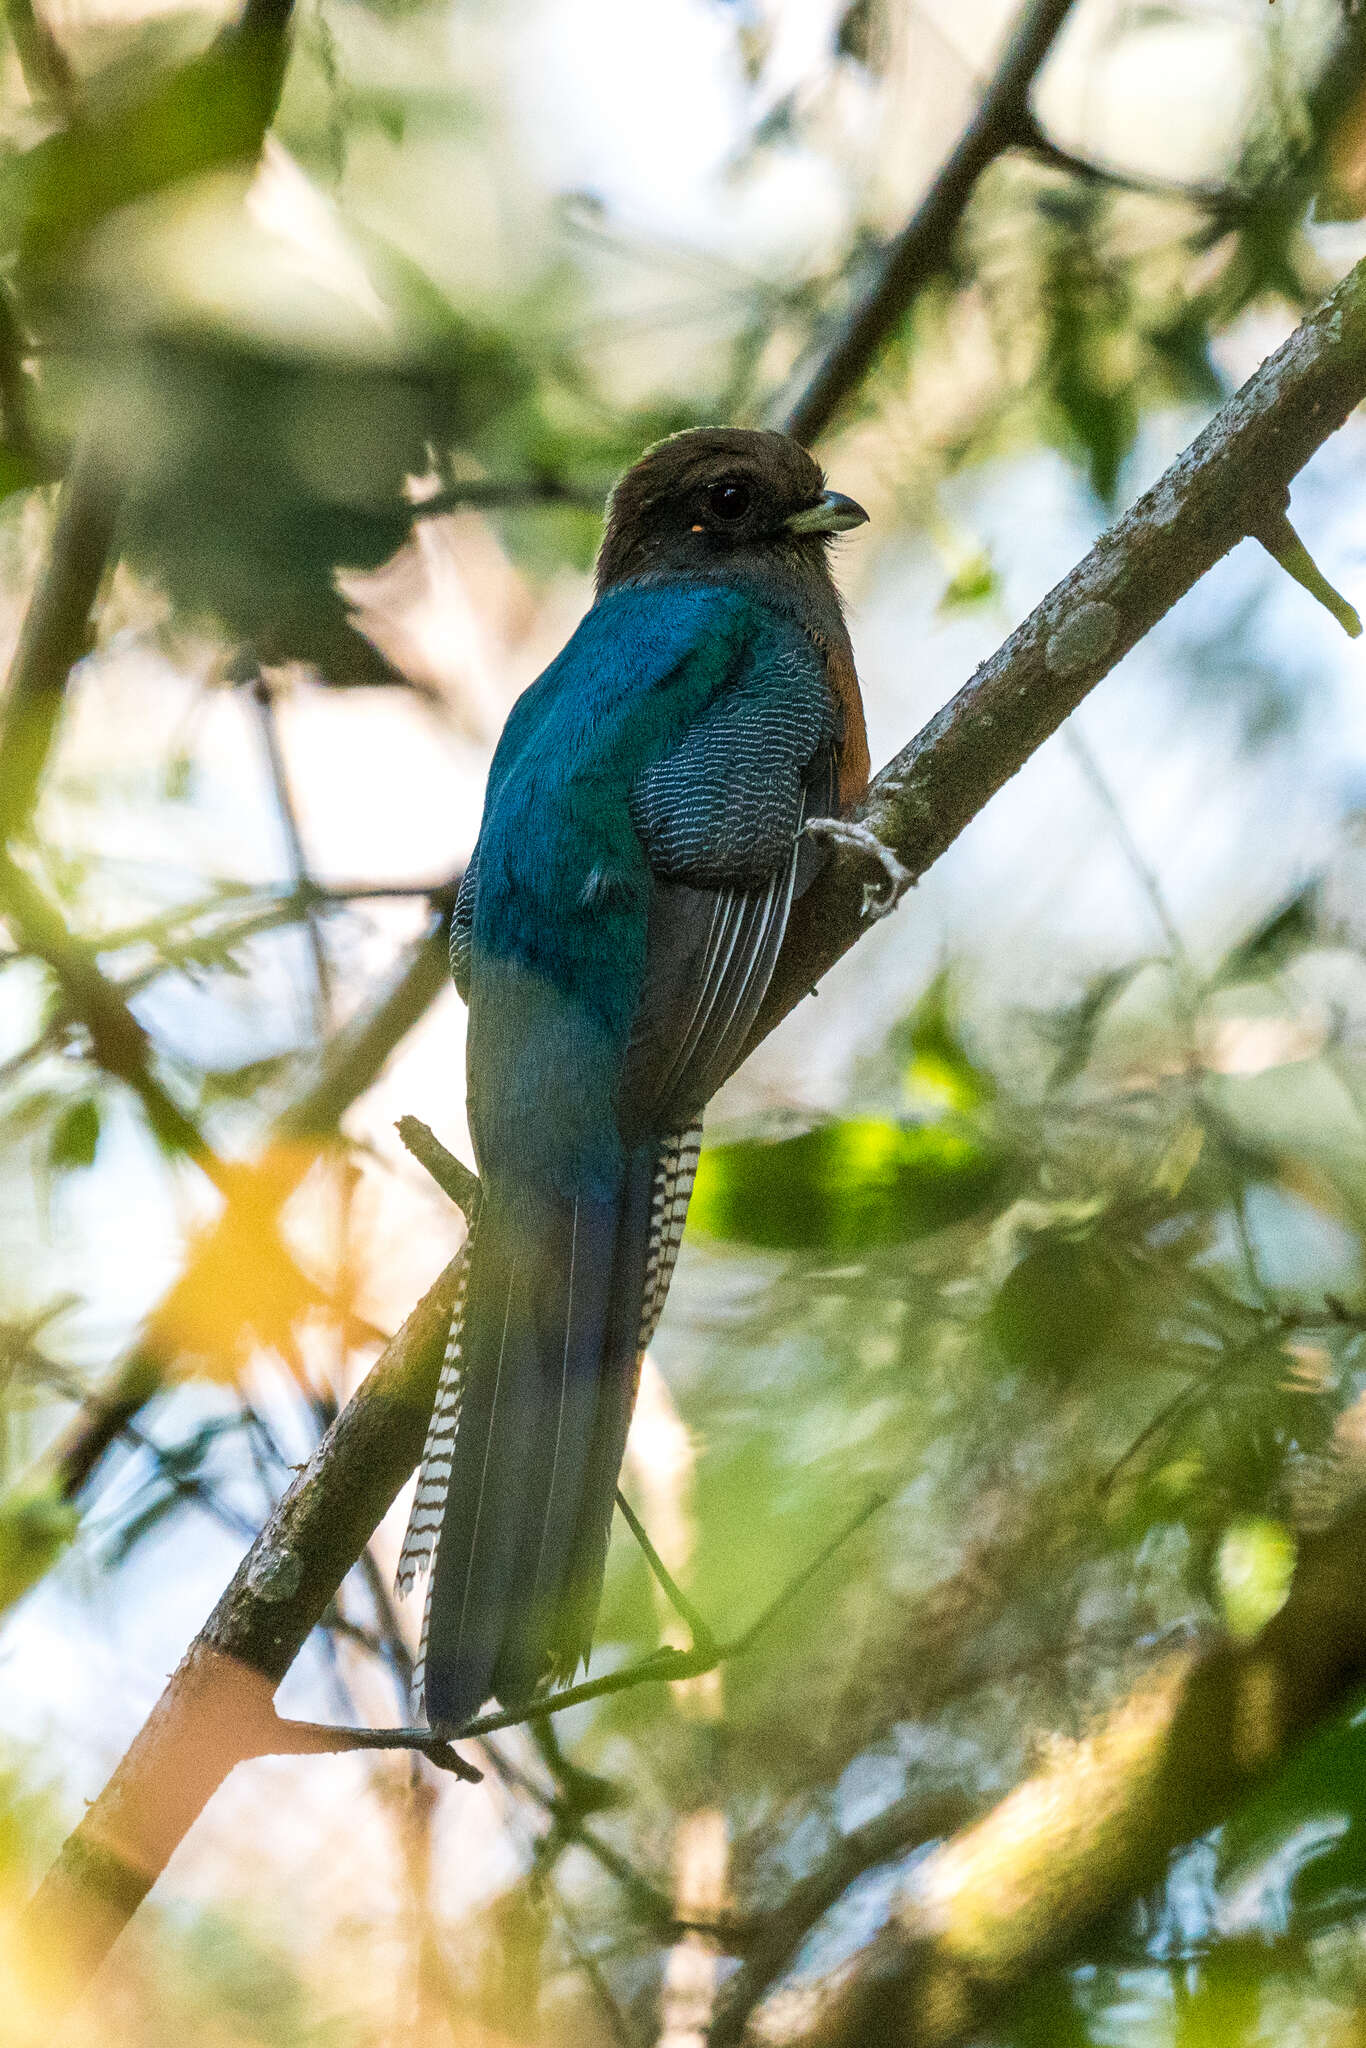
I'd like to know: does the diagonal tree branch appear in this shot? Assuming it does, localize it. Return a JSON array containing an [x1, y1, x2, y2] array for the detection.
[[3, 0, 77, 116], [779, 0, 1079, 445], [22, 1254, 464, 1995], [22, 252, 1366, 2003]]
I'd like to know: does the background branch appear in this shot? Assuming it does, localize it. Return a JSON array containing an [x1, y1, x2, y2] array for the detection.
[[772, 1491, 1366, 2048], [708, 1788, 975, 2047], [0, 442, 118, 847], [0, 847, 232, 1188], [3, 0, 77, 115], [779, 0, 1079, 444], [0, 0, 302, 853]]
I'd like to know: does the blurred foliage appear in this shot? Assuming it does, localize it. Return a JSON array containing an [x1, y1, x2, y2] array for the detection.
[[0, 0, 1365, 2044]]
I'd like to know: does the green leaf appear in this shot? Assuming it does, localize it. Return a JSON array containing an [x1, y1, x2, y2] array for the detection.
[[1217, 888, 1318, 984], [936, 550, 999, 615], [1215, 1516, 1295, 1642], [688, 1115, 1001, 1252], [48, 1095, 101, 1172], [1146, 306, 1224, 408], [2, 14, 290, 283], [1042, 962, 1142, 1089], [100, 318, 535, 679], [891, 972, 995, 1117], [0, 1478, 79, 1608], [988, 1229, 1125, 1378]]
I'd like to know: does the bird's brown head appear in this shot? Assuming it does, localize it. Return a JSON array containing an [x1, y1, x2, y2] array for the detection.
[[594, 428, 867, 599]]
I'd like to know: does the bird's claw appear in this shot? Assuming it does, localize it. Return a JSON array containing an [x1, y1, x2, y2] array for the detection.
[[804, 818, 915, 919]]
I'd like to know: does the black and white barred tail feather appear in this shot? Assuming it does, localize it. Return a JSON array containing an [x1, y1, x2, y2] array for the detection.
[[396, 1237, 472, 1599], [638, 1122, 702, 1355], [399, 1129, 701, 1721]]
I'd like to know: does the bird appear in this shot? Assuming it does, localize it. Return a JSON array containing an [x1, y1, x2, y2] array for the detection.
[[396, 427, 873, 1733]]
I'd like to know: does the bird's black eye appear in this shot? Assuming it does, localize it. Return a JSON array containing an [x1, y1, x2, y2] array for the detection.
[[706, 480, 752, 522]]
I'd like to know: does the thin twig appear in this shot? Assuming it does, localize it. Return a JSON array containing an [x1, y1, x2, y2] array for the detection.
[[455, 1496, 886, 1740], [396, 1113, 482, 1221], [0, 848, 234, 1194], [729, 1494, 887, 1657], [615, 1488, 717, 1654], [1063, 726, 1193, 980], [1065, 724, 1270, 1305], [1019, 116, 1235, 213], [481, 1739, 678, 1933], [708, 1787, 974, 2045], [249, 675, 333, 1028], [411, 476, 607, 519], [276, 1718, 481, 1781]]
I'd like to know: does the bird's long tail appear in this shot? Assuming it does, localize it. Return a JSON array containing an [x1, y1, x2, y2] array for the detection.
[[397, 1125, 701, 1731]]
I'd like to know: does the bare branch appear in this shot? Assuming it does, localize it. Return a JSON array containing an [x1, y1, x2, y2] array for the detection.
[[3, 0, 78, 115], [249, 674, 334, 1025], [1017, 115, 1235, 213], [780, 0, 1080, 444], [454, 1495, 881, 1740], [411, 476, 608, 519], [0, 0, 302, 851], [23, 1251, 464, 1996], [614, 1487, 717, 1655], [272, 1716, 480, 1780], [395, 1113, 482, 1221]]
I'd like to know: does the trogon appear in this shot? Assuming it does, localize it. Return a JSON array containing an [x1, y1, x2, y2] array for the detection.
[[396, 427, 871, 1732]]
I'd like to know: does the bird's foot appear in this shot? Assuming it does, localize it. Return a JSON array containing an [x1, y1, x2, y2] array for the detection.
[[804, 817, 915, 919]]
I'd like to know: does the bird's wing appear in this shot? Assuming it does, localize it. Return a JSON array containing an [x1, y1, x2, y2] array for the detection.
[[620, 619, 840, 1137]]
